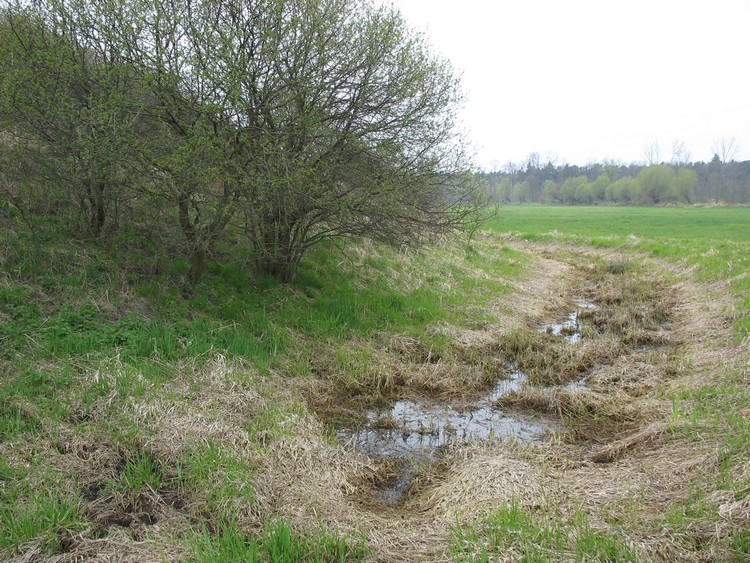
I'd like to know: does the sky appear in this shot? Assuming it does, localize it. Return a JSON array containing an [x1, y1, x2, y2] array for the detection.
[[388, 0, 750, 170]]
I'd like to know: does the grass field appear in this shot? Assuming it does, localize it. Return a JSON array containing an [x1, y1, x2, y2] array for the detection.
[[1, 206, 749, 561], [487, 205, 750, 242]]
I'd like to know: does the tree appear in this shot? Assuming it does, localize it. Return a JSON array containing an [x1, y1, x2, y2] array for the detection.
[[638, 165, 675, 203], [575, 182, 593, 204], [671, 168, 696, 203], [526, 152, 541, 171], [589, 173, 610, 202], [670, 139, 691, 165], [542, 179, 559, 204], [711, 137, 739, 163], [707, 154, 723, 201], [492, 177, 512, 203], [560, 176, 587, 204], [543, 151, 559, 169], [0, 5, 147, 236], [643, 140, 661, 165], [512, 181, 531, 203], [3, 0, 484, 283], [606, 177, 637, 203]]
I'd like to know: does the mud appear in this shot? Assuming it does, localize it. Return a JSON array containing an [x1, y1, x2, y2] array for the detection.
[[337, 303, 592, 504]]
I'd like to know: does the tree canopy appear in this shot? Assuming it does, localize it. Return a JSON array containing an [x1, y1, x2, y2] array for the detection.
[[0, 0, 485, 282], [481, 156, 749, 206]]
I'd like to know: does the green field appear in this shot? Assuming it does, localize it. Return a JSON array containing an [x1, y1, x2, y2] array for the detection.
[[487, 205, 750, 242], [1, 206, 749, 561]]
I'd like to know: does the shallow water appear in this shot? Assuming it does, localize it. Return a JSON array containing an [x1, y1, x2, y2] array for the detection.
[[336, 370, 558, 503], [539, 299, 595, 343], [337, 371, 553, 458], [337, 302, 594, 504]]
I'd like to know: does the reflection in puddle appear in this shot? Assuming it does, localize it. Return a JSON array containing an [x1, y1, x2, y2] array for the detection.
[[339, 372, 552, 458], [337, 302, 594, 505], [337, 370, 557, 504], [539, 299, 595, 343], [564, 377, 587, 391]]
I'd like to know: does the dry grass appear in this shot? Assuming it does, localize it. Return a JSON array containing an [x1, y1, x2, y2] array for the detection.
[[499, 329, 621, 386], [303, 247, 575, 413], [589, 421, 672, 463], [497, 386, 663, 442], [4, 239, 747, 562], [404, 443, 562, 520], [295, 241, 747, 560]]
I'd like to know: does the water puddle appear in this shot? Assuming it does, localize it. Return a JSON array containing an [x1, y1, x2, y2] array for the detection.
[[337, 370, 556, 504], [336, 302, 594, 505], [539, 299, 595, 343], [338, 371, 548, 456]]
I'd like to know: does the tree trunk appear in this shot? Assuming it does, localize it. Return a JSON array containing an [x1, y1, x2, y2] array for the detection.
[[188, 247, 207, 283], [256, 256, 298, 283], [254, 221, 303, 283], [86, 181, 106, 236]]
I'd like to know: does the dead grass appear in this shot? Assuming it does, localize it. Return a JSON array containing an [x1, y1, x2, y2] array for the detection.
[[300, 240, 746, 560], [497, 385, 664, 442], [248, 240, 743, 560], [589, 421, 672, 463], [3, 239, 748, 562], [404, 443, 563, 520], [303, 246, 575, 413]]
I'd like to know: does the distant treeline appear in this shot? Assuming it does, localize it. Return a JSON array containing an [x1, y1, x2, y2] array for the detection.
[[479, 156, 750, 205]]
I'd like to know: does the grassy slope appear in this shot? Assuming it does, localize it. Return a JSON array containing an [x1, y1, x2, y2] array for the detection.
[[0, 221, 524, 560]]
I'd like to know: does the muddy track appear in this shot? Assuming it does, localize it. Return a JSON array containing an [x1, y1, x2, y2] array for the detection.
[[295, 241, 744, 561]]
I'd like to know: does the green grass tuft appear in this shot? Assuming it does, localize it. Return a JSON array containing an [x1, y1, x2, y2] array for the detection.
[[0, 492, 85, 553], [450, 501, 636, 562], [188, 520, 368, 562]]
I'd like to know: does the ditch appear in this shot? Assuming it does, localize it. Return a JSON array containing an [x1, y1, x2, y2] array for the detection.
[[336, 300, 596, 504]]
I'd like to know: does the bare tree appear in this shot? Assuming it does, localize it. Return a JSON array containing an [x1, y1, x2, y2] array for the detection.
[[670, 140, 692, 165], [502, 160, 522, 175], [711, 137, 739, 163], [543, 151, 559, 168], [526, 152, 541, 170], [643, 140, 661, 165]]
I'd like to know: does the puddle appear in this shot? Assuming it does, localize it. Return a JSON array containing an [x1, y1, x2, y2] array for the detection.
[[337, 302, 594, 505], [337, 370, 557, 504], [539, 299, 595, 343], [564, 376, 587, 391], [338, 372, 550, 457]]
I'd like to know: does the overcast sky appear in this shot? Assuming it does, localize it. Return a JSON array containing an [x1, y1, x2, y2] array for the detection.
[[388, 0, 750, 170]]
